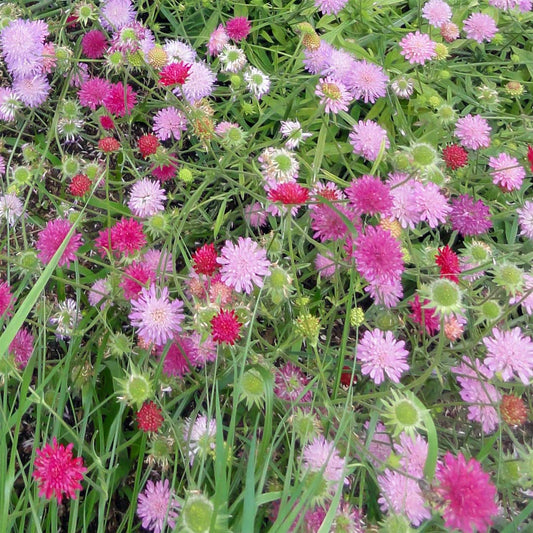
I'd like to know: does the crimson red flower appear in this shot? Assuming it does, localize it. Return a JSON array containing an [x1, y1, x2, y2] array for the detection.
[[211, 309, 242, 345], [81, 29, 108, 59], [340, 365, 357, 387], [99, 115, 115, 130], [138, 134, 160, 158], [500, 394, 528, 426], [158, 61, 191, 86], [192, 243, 218, 276], [443, 144, 468, 170], [435, 245, 461, 283], [409, 294, 440, 335], [528, 145, 533, 172], [136, 401, 164, 433], [98, 137, 120, 153], [226, 17, 251, 41], [69, 174, 91, 197], [435, 452, 498, 533], [268, 182, 309, 205], [33, 438, 87, 503]]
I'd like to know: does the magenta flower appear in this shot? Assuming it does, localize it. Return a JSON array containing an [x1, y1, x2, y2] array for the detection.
[[103, 81, 137, 116], [78, 77, 112, 110], [349, 120, 389, 161], [399, 31, 437, 65], [0, 280, 14, 317], [274, 362, 313, 402], [217, 237, 271, 294], [455, 114, 491, 150], [422, 0, 453, 27], [435, 452, 498, 533], [345, 175, 393, 216], [36, 218, 83, 268], [463, 13, 498, 43], [33, 438, 87, 503], [159, 335, 198, 378], [137, 479, 180, 533], [449, 194, 492, 236], [356, 328, 409, 384], [488, 152, 525, 192], [9, 327, 34, 368], [388, 172, 421, 229], [129, 285, 184, 346], [483, 327, 533, 385]]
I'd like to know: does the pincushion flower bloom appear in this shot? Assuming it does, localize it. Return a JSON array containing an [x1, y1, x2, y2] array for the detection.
[[483, 327, 533, 385], [36, 218, 83, 268], [13, 74, 50, 108], [244, 67, 270, 100], [463, 13, 498, 43], [454, 114, 491, 150], [100, 0, 136, 30], [127, 179, 166, 218], [488, 152, 525, 191], [435, 452, 498, 533], [182, 62, 216, 102], [346, 60, 388, 104], [33, 438, 87, 502], [129, 285, 184, 346], [399, 31, 437, 65], [517, 200, 533, 239], [0, 193, 23, 226], [315, 76, 352, 114], [356, 328, 409, 384], [449, 194, 492, 236], [137, 479, 180, 533], [315, 0, 349, 15], [217, 237, 271, 294], [349, 120, 389, 161], [422, 0, 453, 27]]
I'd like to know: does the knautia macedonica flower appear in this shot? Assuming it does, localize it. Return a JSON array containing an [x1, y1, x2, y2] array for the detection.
[[103, 81, 137, 116], [0, 87, 22, 121], [13, 74, 50, 108], [390, 76, 414, 98], [347, 60, 388, 104], [500, 395, 528, 426], [136, 401, 164, 433], [463, 13, 498, 43], [153, 107, 187, 141], [356, 328, 409, 384], [129, 285, 184, 346], [399, 31, 437, 65], [394, 432, 428, 478], [509, 273, 533, 315], [315, 0, 349, 15], [219, 44, 247, 72], [244, 66, 271, 100], [422, 0, 453, 27], [217, 237, 271, 294], [483, 327, 533, 385], [127, 178, 166, 218], [36, 218, 83, 268], [378, 469, 431, 526], [183, 414, 217, 463], [137, 479, 180, 533], [211, 309, 242, 345], [492, 261, 524, 296], [274, 362, 313, 403], [78, 77, 111, 110], [449, 194, 492, 236], [207, 24, 229, 56], [435, 452, 498, 533], [454, 114, 491, 150], [159, 335, 197, 378], [226, 16, 251, 41], [345, 175, 393, 216], [0, 280, 14, 318], [315, 76, 352, 114], [279, 120, 311, 149], [423, 278, 463, 316], [9, 327, 34, 368], [349, 120, 389, 161], [488, 152, 525, 192], [33, 438, 87, 503], [0, 193, 23, 226], [517, 200, 533, 239]]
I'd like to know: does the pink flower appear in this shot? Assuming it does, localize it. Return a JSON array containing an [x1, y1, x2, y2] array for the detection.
[[315, 251, 337, 278], [120, 261, 155, 300], [346, 60, 388, 104], [422, 0, 453, 27], [349, 120, 389, 161], [207, 24, 229, 56], [110, 217, 146, 256], [301, 436, 346, 491], [81, 30, 108, 58], [225, 17, 251, 41], [435, 452, 499, 533], [488, 152, 525, 192], [33, 438, 87, 502], [153, 107, 187, 141], [159, 335, 197, 377], [129, 285, 184, 346], [483, 327, 533, 385], [127, 178, 166, 218], [518, 200, 533, 239], [36, 218, 83, 268], [345, 175, 393, 216], [364, 277, 403, 308], [137, 479, 180, 533], [352, 225, 404, 285], [449, 194, 492, 236], [103, 81, 137, 116], [463, 13, 498, 43], [310, 204, 357, 242], [217, 237, 271, 294], [387, 173, 422, 229], [399, 31, 437, 65], [455, 114, 491, 150], [0, 280, 14, 317], [78, 77, 112, 110], [409, 294, 440, 335], [394, 433, 428, 478], [356, 328, 409, 384], [509, 273, 533, 315], [415, 182, 451, 228], [378, 469, 431, 526], [9, 327, 34, 368], [13, 74, 50, 108], [244, 202, 268, 228], [274, 362, 313, 402], [315, 76, 352, 114], [211, 309, 242, 345], [314, 0, 349, 15]]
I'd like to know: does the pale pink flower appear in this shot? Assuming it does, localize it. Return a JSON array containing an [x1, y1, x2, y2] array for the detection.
[[463, 13, 498, 43], [399, 31, 437, 65]]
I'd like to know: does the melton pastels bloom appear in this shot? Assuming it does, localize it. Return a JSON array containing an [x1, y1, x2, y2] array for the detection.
[[517, 200, 533, 239], [345, 175, 393, 216], [137, 479, 180, 533], [13, 74, 50, 108], [211, 309, 242, 345], [435, 452, 499, 533], [129, 285, 184, 346], [153, 107, 187, 141], [356, 328, 409, 384], [127, 178, 167, 218], [78, 77, 112, 110], [349, 120, 389, 161], [217, 237, 271, 294], [225, 16, 251, 41], [158, 61, 191, 86], [0, 193, 24, 226], [274, 362, 313, 403], [0, 280, 14, 317], [455, 114, 491, 150], [399, 31, 437, 65], [482, 327, 533, 385], [182, 62, 216, 102], [301, 436, 346, 494], [347, 60, 388, 104], [36, 218, 83, 268], [315, 0, 349, 15], [33, 438, 87, 502], [463, 13, 498, 43], [488, 152, 526, 192], [315, 76, 352, 114], [103, 81, 137, 116], [449, 194, 492, 236], [9, 327, 34, 368], [422, 0, 453, 27], [136, 401, 164, 433]]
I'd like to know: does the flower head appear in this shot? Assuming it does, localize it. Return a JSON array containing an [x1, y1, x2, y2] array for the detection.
[[159, 335, 197, 378], [207, 24, 229, 56], [314, 0, 349, 14], [349, 120, 389, 161], [183, 414, 217, 463], [182, 62, 216, 103], [449, 194, 492, 236], [81, 29, 108, 58], [488, 152, 525, 192], [137, 401, 164, 433], [399, 31, 437, 65], [78, 77, 111, 110], [137, 479, 180, 533], [345, 175, 393, 216], [100, 0, 136, 30], [153, 107, 187, 141], [244, 67, 270, 100], [274, 362, 313, 402], [435, 452, 498, 533], [455, 114, 491, 150], [315, 76, 352, 114], [158, 61, 191, 86], [356, 328, 409, 384], [347, 60, 388, 103], [463, 13, 498, 43], [217, 237, 271, 294], [517, 200, 533, 239], [443, 144, 468, 169], [422, 0, 453, 27], [225, 16, 251, 41], [435, 245, 461, 283], [129, 285, 184, 346], [36, 218, 83, 268], [409, 294, 440, 335], [128, 179, 166, 218], [103, 81, 137, 116], [211, 309, 242, 345], [9, 327, 34, 368], [0, 193, 23, 226], [33, 438, 87, 503]]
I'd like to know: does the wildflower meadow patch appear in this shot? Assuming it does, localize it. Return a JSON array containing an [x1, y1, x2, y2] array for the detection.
[[0, 0, 532, 531]]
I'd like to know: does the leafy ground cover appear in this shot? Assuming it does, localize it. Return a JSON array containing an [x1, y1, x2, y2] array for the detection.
[[0, 0, 532, 531]]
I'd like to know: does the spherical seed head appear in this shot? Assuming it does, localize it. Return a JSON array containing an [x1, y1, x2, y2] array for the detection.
[[181, 493, 214, 533], [138, 134, 160, 158], [69, 174, 91, 197], [147, 45, 168, 69], [98, 137, 120, 153], [137, 401, 164, 433], [500, 395, 528, 426], [443, 144, 468, 170], [302, 32, 321, 50], [505, 81, 524, 97]]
